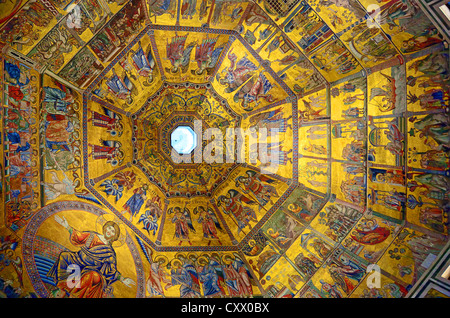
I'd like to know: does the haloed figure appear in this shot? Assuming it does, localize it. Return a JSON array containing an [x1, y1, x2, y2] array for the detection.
[[170, 206, 196, 246], [48, 215, 135, 298], [194, 206, 223, 245]]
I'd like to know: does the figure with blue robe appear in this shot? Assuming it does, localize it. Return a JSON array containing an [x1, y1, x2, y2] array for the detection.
[[4, 61, 31, 87], [198, 257, 226, 297], [328, 258, 365, 294], [122, 184, 149, 221], [42, 85, 75, 113], [7, 132, 31, 153], [130, 41, 156, 85], [48, 216, 135, 298], [169, 259, 201, 297], [105, 69, 135, 104]]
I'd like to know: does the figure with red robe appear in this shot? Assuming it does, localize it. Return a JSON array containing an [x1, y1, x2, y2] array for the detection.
[[136, 239, 170, 297], [165, 33, 195, 74], [223, 254, 254, 297], [233, 70, 275, 112], [169, 205, 195, 245], [194, 206, 223, 245], [44, 113, 74, 152], [217, 49, 258, 94], [88, 140, 123, 166], [48, 215, 135, 298], [351, 219, 390, 245], [218, 189, 257, 233], [89, 106, 123, 137], [235, 170, 278, 208]]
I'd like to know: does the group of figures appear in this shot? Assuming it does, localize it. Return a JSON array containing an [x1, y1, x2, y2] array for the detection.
[[0, 0, 449, 300], [298, 42, 449, 235], [168, 204, 224, 246], [39, 77, 84, 203], [405, 49, 449, 234], [2, 57, 40, 230], [45, 215, 257, 298], [217, 170, 280, 234], [98, 168, 282, 245], [87, 105, 125, 167], [97, 28, 281, 114], [140, 243, 256, 298]]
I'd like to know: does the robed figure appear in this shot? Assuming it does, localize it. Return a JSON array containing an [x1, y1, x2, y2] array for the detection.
[[122, 184, 149, 221], [88, 140, 124, 166], [194, 206, 223, 245], [44, 113, 74, 152], [89, 107, 123, 137], [48, 216, 135, 298], [169, 205, 195, 245], [130, 41, 156, 85], [218, 189, 257, 233], [169, 258, 201, 297], [42, 84, 76, 113]]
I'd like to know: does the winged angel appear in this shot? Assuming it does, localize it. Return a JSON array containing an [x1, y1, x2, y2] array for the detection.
[[193, 205, 224, 245], [168, 203, 196, 245]]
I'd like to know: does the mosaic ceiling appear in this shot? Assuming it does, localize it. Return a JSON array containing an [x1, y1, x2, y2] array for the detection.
[[0, 0, 449, 299]]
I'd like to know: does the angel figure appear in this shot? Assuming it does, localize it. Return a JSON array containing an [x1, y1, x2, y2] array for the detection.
[[105, 68, 137, 106], [216, 50, 258, 94], [129, 40, 156, 86], [233, 70, 275, 112], [169, 203, 196, 245], [217, 189, 257, 233], [235, 170, 278, 208], [165, 33, 196, 74], [92, 78, 115, 104], [192, 35, 225, 76], [193, 205, 223, 245]]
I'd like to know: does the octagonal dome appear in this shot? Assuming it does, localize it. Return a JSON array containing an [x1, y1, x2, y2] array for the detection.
[[1, 0, 449, 300]]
